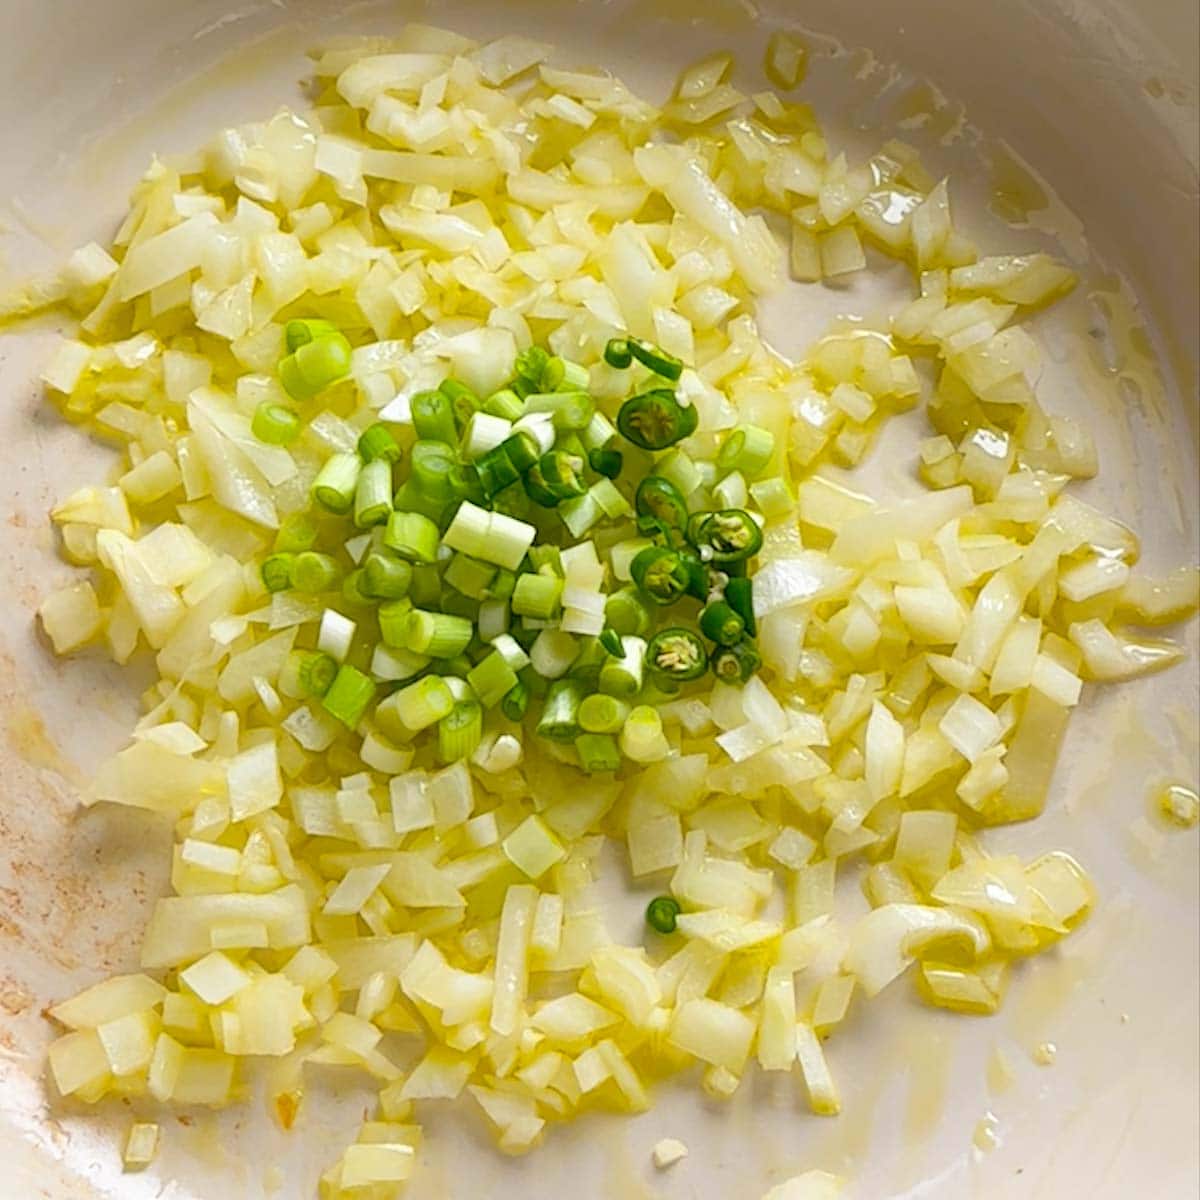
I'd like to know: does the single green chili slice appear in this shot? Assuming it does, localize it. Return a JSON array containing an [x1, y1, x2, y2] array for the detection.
[[710, 638, 762, 684], [635, 475, 689, 529], [603, 337, 633, 369], [616, 388, 698, 451], [646, 627, 708, 682], [694, 509, 764, 564], [645, 895, 681, 934], [630, 546, 692, 604], [357, 422, 403, 464], [411, 389, 459, 445], [260, 553, 294, 593], [680, 551, 710, 602], [588, 446, 623, 479], [699, 600, 746, 647], [626, 337, 684, 382], [724, 576, 756, 637]]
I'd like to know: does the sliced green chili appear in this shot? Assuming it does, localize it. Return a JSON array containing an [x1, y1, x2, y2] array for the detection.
[[694, 509, 764, 564], [630, 546, 691, 604], [725, 576, 756, 637], [588, 446, 623, 479], [646, 627, 708, 683], [626, 337, 684, 382], [710, 638, 762, 684], [603, 338, 633, 369], [645, 895, 681, 934], [699, 601, 745, 647], [635, 476, 688, 529], [616, 388, 698, 451]]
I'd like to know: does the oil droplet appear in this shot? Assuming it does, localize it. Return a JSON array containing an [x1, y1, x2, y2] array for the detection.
[[986, 1047, 1015, 1095], [1156, 783, 1200, 828], [1032, 1041, 1057, 1067], [973, 1111, 1001, 1153]]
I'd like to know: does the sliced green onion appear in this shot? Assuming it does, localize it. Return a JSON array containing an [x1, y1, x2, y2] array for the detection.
[[252, 401, 302, 445], [635, 476, 688, 529], [362, 552, 412, 600], [312, 452, 362, 514], [540, 451, 587, 499], [501, 678, 530, 722], [354, 458, 394, 528], [404, 609, 474, 658], [377, 597, 415, 647], [574, 731, 621, 772], [646, 627, 708, 682], [749, 476, 795, 518], [626, 337, 684, 382], [523, 462, 561, 509], [439, 378, 479, 427], [540, 356, 590, 392], [292, 551, 340, 594], [384, 510, 440, 564], [478, 599, 510, 641], [409, 440, 458, 503], [411, 390, 459, 444], [485, 388, 525, 421], [388, 675, 455, 732], [475, 445, 521, 498], [499, 431, 539, 474], [297, 650, 339, 697], [260, 553, 294, 593], [444, 553, 497, 600], [438, 699, 483, 763], [617, 389, 698, 451], [462, 412, 512, 460], [514, 345, 550, 387], [630, 546, 691, 604], [713, 471, 748, 510], [279, 332, 352, 401], [341, 568, 373, 607], [589, 478, 631, 519], [488, 569, 517, 601], [274, 511, 321, 554], [357, 422, 403, 464], [512, 572, 563, 620], [588, 447, 623, 479], [511, 413, 556, 456], [581, 410, 618, 451], [530, 629, 580, 679], [408, 565, 441, 607], [491, 481, 532, 521], [621, 705, 670, 763], [321, 664, 376, 729], [598, 627, 624, 657], [710, 638, 761, 684], [578, 693, 630, 734], [285, 318, 338, 353], [598, 634, 646, 697], [724, 576, 757, 637], [645, 895, 681, 934], [466, 650, 519, 708], [537, 678, 585, 742], [523, 391, 595, 431], [718, 423, 775, 478], [700, 601, 746, 647], [605, 586, 655, 637], [604, 337, 633, 369], [559, 490, 603, 538]]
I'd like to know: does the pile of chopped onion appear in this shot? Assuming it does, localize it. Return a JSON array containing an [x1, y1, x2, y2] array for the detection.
[[34, 24, 1198, 1198]]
